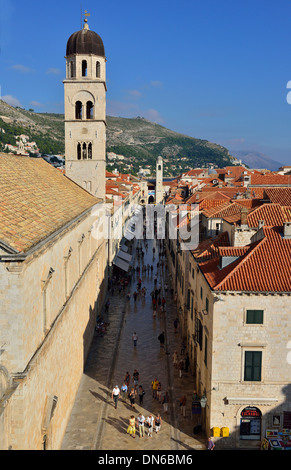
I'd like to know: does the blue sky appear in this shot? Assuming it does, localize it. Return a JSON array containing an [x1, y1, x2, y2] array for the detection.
[[1, 0, 291, 165]]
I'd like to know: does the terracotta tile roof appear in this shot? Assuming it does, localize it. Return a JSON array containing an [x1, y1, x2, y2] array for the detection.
[[203, 202, 245, 219], [247, 203, 290, 228], [263, 187, 291, 205], [199, 226, 291, 292], [0, 153, 100, 253], [250, 173, 291, 185], [192, 231, 230, 261]]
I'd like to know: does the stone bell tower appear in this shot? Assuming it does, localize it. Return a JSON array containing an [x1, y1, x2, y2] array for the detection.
[[63, 17, 106, 200], [155, 156, 164, 204]]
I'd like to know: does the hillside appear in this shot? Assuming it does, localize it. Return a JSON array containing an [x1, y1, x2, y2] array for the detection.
[[0, 99, 234, 176], [230, 150, 282, 172]]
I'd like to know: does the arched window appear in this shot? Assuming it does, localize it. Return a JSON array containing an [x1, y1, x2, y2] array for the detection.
[[86, 101, 94, 119], [88, 142, 92, 159], [75, 101, 82, 120], [96, 61, 101, 78], [82, 60, 87, 77], [158, 165, 162, 171], [77, 143, 81, 160], [69, 61, 74, 78], [82, 142, 87, 159]]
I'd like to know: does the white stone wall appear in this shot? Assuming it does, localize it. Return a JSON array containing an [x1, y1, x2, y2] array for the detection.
[[0, 205, 108, 449]]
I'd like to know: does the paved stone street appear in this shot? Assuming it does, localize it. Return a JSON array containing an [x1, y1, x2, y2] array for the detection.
[[61, 238, 207, 451]]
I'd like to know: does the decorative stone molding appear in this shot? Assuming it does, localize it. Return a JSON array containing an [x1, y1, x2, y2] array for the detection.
[[226, 397, 278, 406]]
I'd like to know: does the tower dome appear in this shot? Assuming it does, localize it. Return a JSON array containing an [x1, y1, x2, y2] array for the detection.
[[66, 20, 105, 57]]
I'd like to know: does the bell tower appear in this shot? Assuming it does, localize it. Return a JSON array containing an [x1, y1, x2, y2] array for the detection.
[[155, 156, 164, 204], [63, 17, 106, 200]]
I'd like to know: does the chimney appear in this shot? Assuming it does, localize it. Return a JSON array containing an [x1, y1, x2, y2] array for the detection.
[[240, 207, 248, 227], [283, 222, 291, 239], [258, 220, 264, 229]]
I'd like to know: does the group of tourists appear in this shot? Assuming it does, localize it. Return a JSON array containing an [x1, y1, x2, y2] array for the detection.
[[126, 413, 162, 438], [111, 372, 164, 439]]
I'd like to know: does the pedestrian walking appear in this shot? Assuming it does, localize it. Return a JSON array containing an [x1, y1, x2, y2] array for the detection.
[[152, 378, 159, 398], [180, 395, 187, 417], [121, 382, 128, 401], [105, 299, 110, 313], [132, 332, 138, 347], [172, 350, 178, 368], [128, 388, 137, 409], [111, 385, 120, 409], [178, 358, 184, 378], [156, 382, 162, 402], [181, 340, 186, 355], [124, 371, 130, 387], [162, 391, 169, 413], [138, 385, 145, 405], [133, 369, 139, 389], [158, 331, 165, 348], [127, 416, 136, 438], [207, 437, 215, 450], [137, 413, 145, 438], [146, 414, 154, 437], [154, 414, 162, 433]]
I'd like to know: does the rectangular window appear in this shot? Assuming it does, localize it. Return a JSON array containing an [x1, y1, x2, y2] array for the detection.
[[204, 334, 208, 366], [206, 297, 209, 313], [246, 310, 264, 324], [196, 318, 203, 351], [187, 289, 190, 309], [244, 351, 262, 381]]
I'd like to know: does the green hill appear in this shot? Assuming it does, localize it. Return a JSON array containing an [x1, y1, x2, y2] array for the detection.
[[0, 100, 234, 176]]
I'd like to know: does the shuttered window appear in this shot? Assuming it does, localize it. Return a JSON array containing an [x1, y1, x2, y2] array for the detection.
[[246, 310, 264, 324], [244, 351, 262, 381]]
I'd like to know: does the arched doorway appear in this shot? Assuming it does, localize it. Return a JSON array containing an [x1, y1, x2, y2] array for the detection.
[[240, 407, 262, 442], [148, 195, 154, 204]]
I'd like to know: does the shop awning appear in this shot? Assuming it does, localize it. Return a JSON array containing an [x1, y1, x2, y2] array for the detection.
[[113, 256, 130, 272], [117, 250, 132, 262]]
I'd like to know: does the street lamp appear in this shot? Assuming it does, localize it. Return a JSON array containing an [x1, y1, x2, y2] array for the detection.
[[200, 395, 207, 408]]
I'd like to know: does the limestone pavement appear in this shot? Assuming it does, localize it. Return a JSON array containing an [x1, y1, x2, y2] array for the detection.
[[61, 238, 207, 451]]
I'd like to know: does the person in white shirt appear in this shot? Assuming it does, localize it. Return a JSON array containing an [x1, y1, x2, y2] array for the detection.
[[132, 332, 138, 347], [137, 413, 145, 438], [112, 385, 120, 409], [146, 414, 154, 437]]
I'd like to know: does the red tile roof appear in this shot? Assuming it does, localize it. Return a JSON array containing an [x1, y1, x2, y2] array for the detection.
[[192, 232, 230, 261], [247, 203, 291, 228], [199, 226, 291, 292], [250, 173, 291, 185], [263, 187, 291, 206]]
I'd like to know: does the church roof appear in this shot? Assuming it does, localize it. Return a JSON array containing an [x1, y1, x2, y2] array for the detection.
[[0, 154, 101, 254]]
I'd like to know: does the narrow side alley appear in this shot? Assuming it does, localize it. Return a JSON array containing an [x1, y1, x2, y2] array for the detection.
[[61, 236, 207, 451]]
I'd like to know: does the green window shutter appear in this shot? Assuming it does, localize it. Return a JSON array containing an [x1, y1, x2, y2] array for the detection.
[[244, 351, 262, 381], [204, 334, 208, 366], [253, 352, 262, 381], [246, 310, 264, 324]]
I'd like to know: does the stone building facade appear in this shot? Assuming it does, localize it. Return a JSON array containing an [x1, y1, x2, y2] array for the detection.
[[0, 154, 107, 449], [166, 195, 291, 449]]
